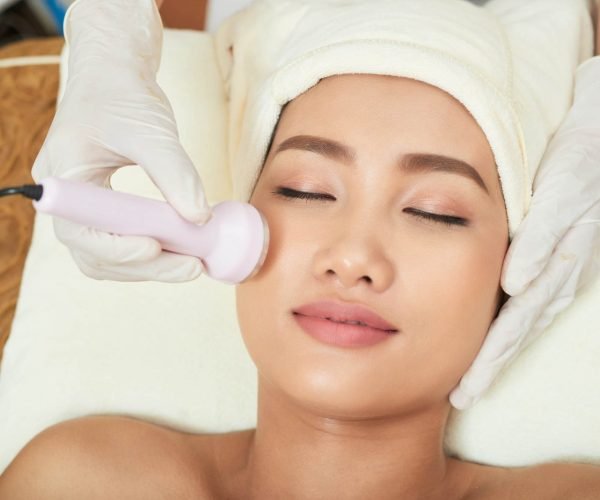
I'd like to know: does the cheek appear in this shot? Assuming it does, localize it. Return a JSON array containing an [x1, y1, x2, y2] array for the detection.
[[416, 235, 505, 320], [401, 230, 507, 395], [235, 194, 315, 372], [238, 194, 313, 291]]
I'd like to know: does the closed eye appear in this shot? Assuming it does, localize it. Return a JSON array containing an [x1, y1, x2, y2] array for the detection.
[[273, 187, 468, 227], [273, 187, 336, 201], [403, 207, 468, 227]]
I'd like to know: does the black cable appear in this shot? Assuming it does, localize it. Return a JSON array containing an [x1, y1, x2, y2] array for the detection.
[[0, 184, 43, 201]]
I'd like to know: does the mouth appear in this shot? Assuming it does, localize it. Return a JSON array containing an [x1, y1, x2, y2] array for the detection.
[[294, 314, 397, 333], [291, 300, 399, 348], [292, 300, 398, 332]]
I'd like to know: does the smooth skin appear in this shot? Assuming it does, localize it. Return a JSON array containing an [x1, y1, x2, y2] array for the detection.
[[233, 73, 509, 499], [2, 74, 600, 500]]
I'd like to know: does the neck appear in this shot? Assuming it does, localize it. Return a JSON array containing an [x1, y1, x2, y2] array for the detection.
[[232, 378, 464, 500]]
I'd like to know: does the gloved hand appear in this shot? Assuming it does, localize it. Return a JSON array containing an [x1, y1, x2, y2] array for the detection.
[[31, 0, 211, 282], [450, 56, 600, 410]]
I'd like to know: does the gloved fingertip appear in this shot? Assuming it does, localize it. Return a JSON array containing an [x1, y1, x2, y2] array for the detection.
[[501, 274, 529, 297], [189, 208, 213, 225], [172, 260, 205, 282], [166, 189, 211, 223], [179, 201, 213, 224], [190, 262, 205, 280], [135, 239, 163, 262], [501, 259, 539, 296], [449, 388, 476, 410]]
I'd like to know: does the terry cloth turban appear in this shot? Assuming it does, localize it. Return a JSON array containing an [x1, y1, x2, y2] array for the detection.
[[215, 0, 594, 236]]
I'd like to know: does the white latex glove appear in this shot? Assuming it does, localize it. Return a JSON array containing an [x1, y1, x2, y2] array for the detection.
[[450, 56, 600, 410], [31, 0, 211, 282]]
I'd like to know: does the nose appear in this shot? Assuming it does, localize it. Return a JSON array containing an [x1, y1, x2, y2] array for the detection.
[[312, 222, 394, 292]]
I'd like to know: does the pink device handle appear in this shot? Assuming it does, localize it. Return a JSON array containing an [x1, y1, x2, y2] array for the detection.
[[33, 177, 269, 284]]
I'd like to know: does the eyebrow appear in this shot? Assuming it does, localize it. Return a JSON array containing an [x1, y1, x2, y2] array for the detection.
[[274, 134, 489, 194]]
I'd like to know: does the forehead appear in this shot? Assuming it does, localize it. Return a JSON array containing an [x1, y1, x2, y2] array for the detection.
[[272, 74, 498, 188], [279, 74, 487, 146]]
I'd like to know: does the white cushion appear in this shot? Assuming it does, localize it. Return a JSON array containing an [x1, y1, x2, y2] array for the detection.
[[444, 278, 600, 466], [1, 26, 599, 472]]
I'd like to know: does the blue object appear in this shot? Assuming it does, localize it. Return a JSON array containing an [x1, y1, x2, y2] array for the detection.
[[41, 0, 68, 35]]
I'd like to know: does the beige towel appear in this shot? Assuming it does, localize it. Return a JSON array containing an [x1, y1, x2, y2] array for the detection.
[[215, 0, 594, 236]]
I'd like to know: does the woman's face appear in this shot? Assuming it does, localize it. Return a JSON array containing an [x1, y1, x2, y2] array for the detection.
[[236, 74, 508, 417]]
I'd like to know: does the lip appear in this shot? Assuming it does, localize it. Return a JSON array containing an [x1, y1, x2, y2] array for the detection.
[[292, 300, 399, 348]]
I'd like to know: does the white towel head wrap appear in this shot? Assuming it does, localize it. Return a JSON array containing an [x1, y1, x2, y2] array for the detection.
[[215, 0, 593, 236]]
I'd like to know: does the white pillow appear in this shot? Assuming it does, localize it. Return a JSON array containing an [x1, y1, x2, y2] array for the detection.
[[1, 27, 599, 473], [444, 278, 600, 466]]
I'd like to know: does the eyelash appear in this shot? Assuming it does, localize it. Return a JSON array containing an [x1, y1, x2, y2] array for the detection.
[[403, 208, 468, 227], [272, 187, 468, 227], [273, 186, 336, 201]]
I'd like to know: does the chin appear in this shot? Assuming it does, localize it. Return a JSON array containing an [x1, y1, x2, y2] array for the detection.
[[263, 365, 421, 420]]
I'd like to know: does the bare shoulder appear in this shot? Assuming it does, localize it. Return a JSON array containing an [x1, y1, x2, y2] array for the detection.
[[0, 415, 219, 500], [508, 462, 600, 500], [463, 460, 600, 500]]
